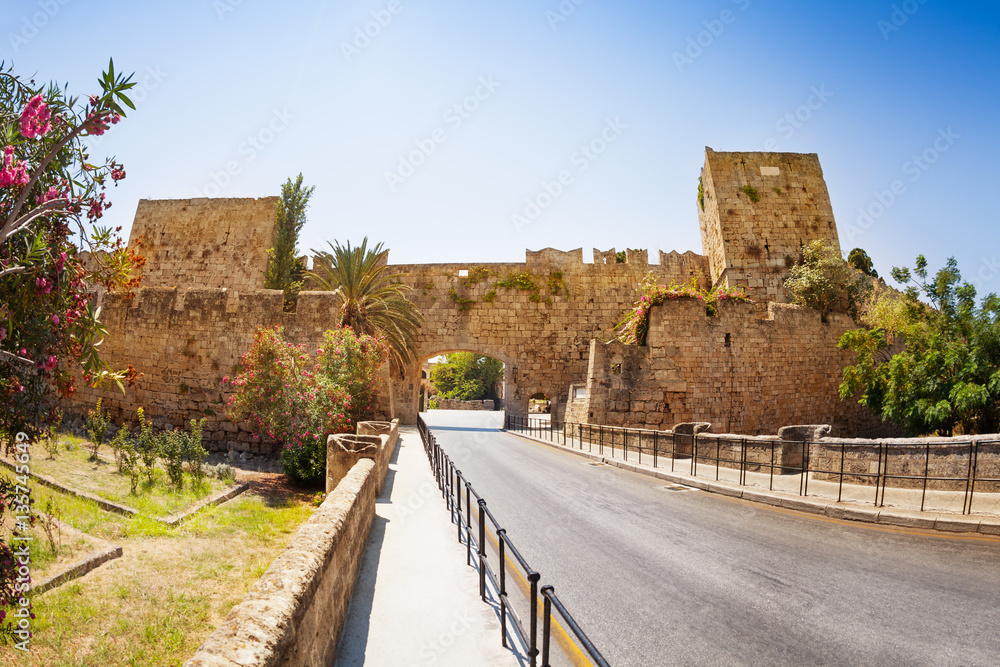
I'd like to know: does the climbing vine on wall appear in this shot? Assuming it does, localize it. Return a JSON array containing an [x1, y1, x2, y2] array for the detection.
[[611, 272, 751, 345], [448, 268, 568, 309]]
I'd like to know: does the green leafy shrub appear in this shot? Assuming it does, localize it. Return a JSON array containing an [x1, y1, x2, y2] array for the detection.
[[461, 266, 492, 287], [185, 418, 208, 484], [784, 240, 869, 318], [110, 423, 131, 473], [449, 289, 475, 311], [741, 184, 760, 202], [159, 429, 186, 489], [135, 408, 158, 483], [226, 326, 387, 486], [213, 464, 237, 484], [42, 409, 62, 459], [85, 398, 110, 460], [120, 444, 141, 495]]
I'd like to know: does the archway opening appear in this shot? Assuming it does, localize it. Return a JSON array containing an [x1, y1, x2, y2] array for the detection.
[[421, 352, 505, 412]]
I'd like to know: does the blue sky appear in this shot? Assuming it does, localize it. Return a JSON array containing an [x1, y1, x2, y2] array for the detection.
[[4, 0, 999, 295]]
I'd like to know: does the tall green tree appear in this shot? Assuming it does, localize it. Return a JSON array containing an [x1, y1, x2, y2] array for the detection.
[[431, 353, 504, 402], [264, 173, 314, 309], [308, 237, 423, 375], [839, 255, 1000, 436], [847, 247, 879, 279]]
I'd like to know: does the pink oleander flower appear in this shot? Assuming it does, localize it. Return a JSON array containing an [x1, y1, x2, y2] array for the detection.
[[36, 277, 53, 294], [0, 145, 30, 188], [52, 314, 60, 325], [20, 94, 52, 138], [39, 186, 63, 204]]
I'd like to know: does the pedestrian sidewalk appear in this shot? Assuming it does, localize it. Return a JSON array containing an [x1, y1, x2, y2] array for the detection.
[[335, 426, 525, 667], [509, 428, 1000, 536]]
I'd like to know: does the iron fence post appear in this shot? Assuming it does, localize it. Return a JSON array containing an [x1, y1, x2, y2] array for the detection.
[[498, 529, 509, 648], [478, 499, 487, 601], [541, 585, 553, 667], [839, 442, 846, 503], [964, 440, 976, 515], [692, 433, 698, 477], [528, 571, 541, 667]]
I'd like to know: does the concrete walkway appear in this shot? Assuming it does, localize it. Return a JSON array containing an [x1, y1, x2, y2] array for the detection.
[[335, 426, 525, 667]]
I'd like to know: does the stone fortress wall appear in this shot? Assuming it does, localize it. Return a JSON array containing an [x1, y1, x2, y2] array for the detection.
[[572, 300, 888, 437], [62, 148, 897, 452]]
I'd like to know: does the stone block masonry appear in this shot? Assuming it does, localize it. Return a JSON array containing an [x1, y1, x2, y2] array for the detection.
[[385, 247, 711, 425], [129, 197, 278, 293], [61, 147, 904, 453], [65, 287, 344, 454], [575, 299, 894, 437], [698, 148, 839, 304]]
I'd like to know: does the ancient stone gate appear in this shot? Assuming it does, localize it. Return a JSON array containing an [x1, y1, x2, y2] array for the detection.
[[66, 148, 877, 451]]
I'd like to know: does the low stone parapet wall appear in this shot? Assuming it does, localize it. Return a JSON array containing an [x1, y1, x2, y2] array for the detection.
[[327, 419, 399, 494], [184, 456, 378, 667], [434, 399, 494, 410], [560, 422, 1000, 490], [808, 437, 1000, 491]]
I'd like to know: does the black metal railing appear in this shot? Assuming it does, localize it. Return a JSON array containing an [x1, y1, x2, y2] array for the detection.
[[504, 415, 1000, 515], [417, 416, 610, 667]]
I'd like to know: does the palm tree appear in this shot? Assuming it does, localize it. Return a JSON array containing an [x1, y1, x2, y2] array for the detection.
[[308, 238, 423, 376]]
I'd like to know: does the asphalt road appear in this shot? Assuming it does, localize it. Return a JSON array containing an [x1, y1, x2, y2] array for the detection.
[[423, 410, 1000, 667]]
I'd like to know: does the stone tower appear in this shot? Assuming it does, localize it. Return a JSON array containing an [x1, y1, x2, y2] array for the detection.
[[128, 197, 278, 293], [698, 148, 840, 302]]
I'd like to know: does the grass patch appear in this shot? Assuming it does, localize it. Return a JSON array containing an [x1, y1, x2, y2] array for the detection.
[[13, 436, 230, 518], [0, 479, 315, 666]]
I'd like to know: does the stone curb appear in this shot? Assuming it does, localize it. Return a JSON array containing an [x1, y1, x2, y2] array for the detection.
[[0, 456, 138, 516], [30, 512, 123, 596], [503, 429, 999, 537], [162, 481, 252, 527], [32, 544, 123, 596], [0, 456, 249, 526]]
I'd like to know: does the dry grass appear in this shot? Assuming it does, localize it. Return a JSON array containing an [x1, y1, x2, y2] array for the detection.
[[0, 470, 317, 666]]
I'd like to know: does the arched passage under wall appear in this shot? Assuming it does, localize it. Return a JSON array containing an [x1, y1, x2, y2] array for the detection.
[[391, 346, 543, 424]]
